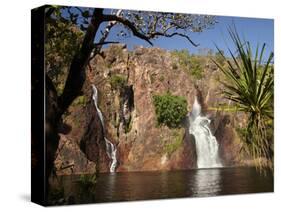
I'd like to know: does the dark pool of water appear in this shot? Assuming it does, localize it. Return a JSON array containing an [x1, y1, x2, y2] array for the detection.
[[51, 167, 273, 204]]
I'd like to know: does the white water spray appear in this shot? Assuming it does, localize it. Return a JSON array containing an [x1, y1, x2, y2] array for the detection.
[[189, 97, 222, 169], [92, 85, 117, 172]]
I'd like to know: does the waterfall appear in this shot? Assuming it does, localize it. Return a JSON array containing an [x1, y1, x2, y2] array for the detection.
[[92, 85, 117, 172], [189, 97, 222, 169]]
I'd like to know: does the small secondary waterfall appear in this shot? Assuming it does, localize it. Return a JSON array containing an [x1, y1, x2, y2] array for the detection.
[[92, 85, 117, 172], [189, 97, 222, 169]]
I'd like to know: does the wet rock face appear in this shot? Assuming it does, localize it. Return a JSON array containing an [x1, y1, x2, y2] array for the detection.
[[79, 101, 110, 172], [54, 81, 109, 174], [56, 45, 250, 174], [169, 131, 197, 170], [213, 114, 239, 166]]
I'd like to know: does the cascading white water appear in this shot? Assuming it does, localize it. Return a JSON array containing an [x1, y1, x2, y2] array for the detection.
[[92, 85, 117, 172], [189, 97, 222, 169]]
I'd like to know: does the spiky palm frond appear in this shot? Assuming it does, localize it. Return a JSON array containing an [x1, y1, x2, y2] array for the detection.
[[213, 27, 274, 171]]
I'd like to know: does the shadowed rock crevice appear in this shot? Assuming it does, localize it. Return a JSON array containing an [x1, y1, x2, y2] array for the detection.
[[120, 85, 134, 133]]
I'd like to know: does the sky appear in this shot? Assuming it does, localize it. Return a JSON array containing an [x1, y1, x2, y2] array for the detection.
[[61, 7, 274, 59], [100, 14, 274, 59]]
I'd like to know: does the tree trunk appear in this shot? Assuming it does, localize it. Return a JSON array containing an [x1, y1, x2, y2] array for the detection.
[[47, 8, 104, 173], [43, 9, 104, 198], [58, 9, 103, 117]]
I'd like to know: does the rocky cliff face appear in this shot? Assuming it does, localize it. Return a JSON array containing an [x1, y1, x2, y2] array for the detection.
[[54, 45, 250, 174]]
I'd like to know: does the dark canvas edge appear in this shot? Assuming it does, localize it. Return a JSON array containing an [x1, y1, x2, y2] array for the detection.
[[31, 5, 48, 206]]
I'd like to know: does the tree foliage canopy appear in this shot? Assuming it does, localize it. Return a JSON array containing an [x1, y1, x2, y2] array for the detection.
[[51, 7, 217, 46], [46, 13, 84, 90]]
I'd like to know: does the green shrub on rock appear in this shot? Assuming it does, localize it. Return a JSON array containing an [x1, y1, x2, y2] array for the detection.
[[153, 92, 187, 128], [109, 74, 127, 90], [73, 95, 87, 107]]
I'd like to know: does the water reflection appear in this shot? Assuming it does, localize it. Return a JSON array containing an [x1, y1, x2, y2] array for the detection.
[[50, 167, 273, 204], [191, 168, 221, 197], [104, 173, 117, 200]]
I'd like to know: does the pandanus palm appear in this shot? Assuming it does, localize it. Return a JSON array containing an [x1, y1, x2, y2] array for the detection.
[[213, 28, 274, 170]]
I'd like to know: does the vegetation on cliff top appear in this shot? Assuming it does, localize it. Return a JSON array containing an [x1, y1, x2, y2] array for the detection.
[[171, 49, 226, 80], [171, 49, 204, 79]]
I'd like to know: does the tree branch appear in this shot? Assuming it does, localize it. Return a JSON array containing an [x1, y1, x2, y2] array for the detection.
[[94, 41, 120, 46], [102, 14, 199, 47], [58, 8, 104, 116], [89, 10, 122, 61], [102, 14, 153, 46], [150, 31, 199, 47], [74, 6, 83, 14], [45, 7, 55, 18]]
